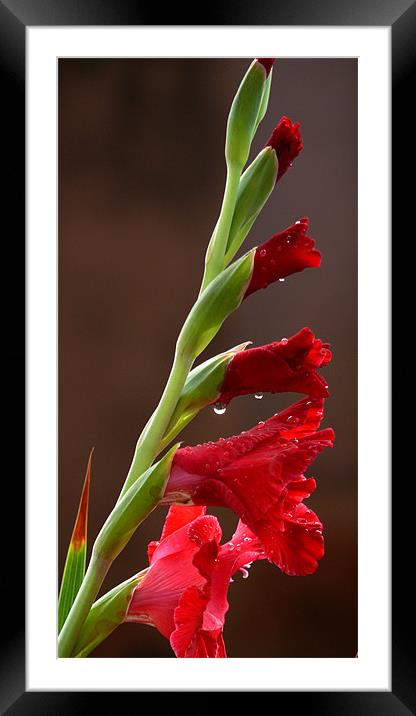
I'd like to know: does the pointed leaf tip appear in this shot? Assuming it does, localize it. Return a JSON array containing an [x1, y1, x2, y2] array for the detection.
[[58, 449, 93, 633], [71, 448, 93, 550]]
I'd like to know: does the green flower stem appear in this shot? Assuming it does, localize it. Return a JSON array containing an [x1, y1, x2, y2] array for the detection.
[[200, 163, 241, 292], [118, 348, 193, 499], [58, 552, 110, 657]]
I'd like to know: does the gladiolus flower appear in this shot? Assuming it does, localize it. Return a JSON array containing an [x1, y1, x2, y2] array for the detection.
[[266, 115, 303, 182], [256, 58, 275, 76], [217, 327, 331, 404], [165, 397, 334, 575], [244, 217, 321, 297], [125, 505, 265, 657]]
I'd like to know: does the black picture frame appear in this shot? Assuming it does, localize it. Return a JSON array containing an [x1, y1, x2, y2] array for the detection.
[[1, 0, 403, 711]]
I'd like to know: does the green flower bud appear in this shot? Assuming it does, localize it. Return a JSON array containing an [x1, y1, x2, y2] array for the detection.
[[93, 445, 179, 563], [178, 252, 254, 361], [73, 572, 145, 658], [161, 342, 250, 448], [225, 60, 269, 170], [224, 146, 278, 265]]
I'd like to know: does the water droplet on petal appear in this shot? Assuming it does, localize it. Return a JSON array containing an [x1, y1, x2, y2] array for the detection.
[[214, 402, 227, 415], [240, 567, 250, 579], [254, 392, 263, 400], [259, 248, 267, 258], [281, 337, 288, 344], [279, 278, 285, 282]]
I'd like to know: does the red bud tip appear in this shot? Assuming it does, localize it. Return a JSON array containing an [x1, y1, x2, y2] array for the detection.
[[256, 58, 275, 77], [266, 116, 303, 182]]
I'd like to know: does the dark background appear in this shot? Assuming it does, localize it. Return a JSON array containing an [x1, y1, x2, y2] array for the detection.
[[58, 58, 357, 658]]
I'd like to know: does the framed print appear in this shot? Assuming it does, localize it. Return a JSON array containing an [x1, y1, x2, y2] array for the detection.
[[1, 0, 404, 711]]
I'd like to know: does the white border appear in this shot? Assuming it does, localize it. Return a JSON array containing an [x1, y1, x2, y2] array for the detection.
[[27, 27, 390, 691]]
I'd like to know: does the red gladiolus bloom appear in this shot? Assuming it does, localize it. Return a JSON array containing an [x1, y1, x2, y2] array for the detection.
[[166, 397, 334, 575], [126, 505, 265, 657], [266, 115, 303, 182], [217, 327, 331, 404], [256, 58, 275, 76], [244, 218, 321, 297]]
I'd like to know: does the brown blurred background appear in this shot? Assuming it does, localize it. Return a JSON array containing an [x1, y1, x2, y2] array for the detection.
[[59, 59, 357, 658]]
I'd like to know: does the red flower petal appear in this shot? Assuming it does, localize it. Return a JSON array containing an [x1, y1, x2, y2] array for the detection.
[[171, 521, 265, 657], [171, 396, 326, 481], [128, 507, 222, 639], [266, 115, 303, 182], [218, 327, 331, 403], [244, 218, 321, 298], [167, 398, 334, 574], [171, 585, 227, 658], [259, 501, 324, 576], [256, 58, 275, 77], [147, 505, 206, 564]]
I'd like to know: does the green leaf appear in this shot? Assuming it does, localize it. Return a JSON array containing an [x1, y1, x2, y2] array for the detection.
[[178, 252, 254, 361], [58, 450, 93, 633], [160, 342, 250, 449], [224, 147, 277, 265], [93, 444, 179, 563], [73, 571, 145, 658]]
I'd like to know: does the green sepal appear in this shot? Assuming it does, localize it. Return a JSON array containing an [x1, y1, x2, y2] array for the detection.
[[254, 68, 273, 133], [178, 252, 254, 361], [58, 450, 92, 633], [73, 571, 145, 658], [93, 444, 179, 563], [161, 342, 250, 449], [224, 146, 278, 266], [225, 60, 267, 170]]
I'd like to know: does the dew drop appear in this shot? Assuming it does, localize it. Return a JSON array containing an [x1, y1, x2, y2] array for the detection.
[[281, 337, 288, 344], [279, 278, 285, 282], [240, 567, 250, 579], [254, 392, 264, 400], [287, 415, 299, 424], [259, 248, 267, 258], [214, 402, 227, 415]]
